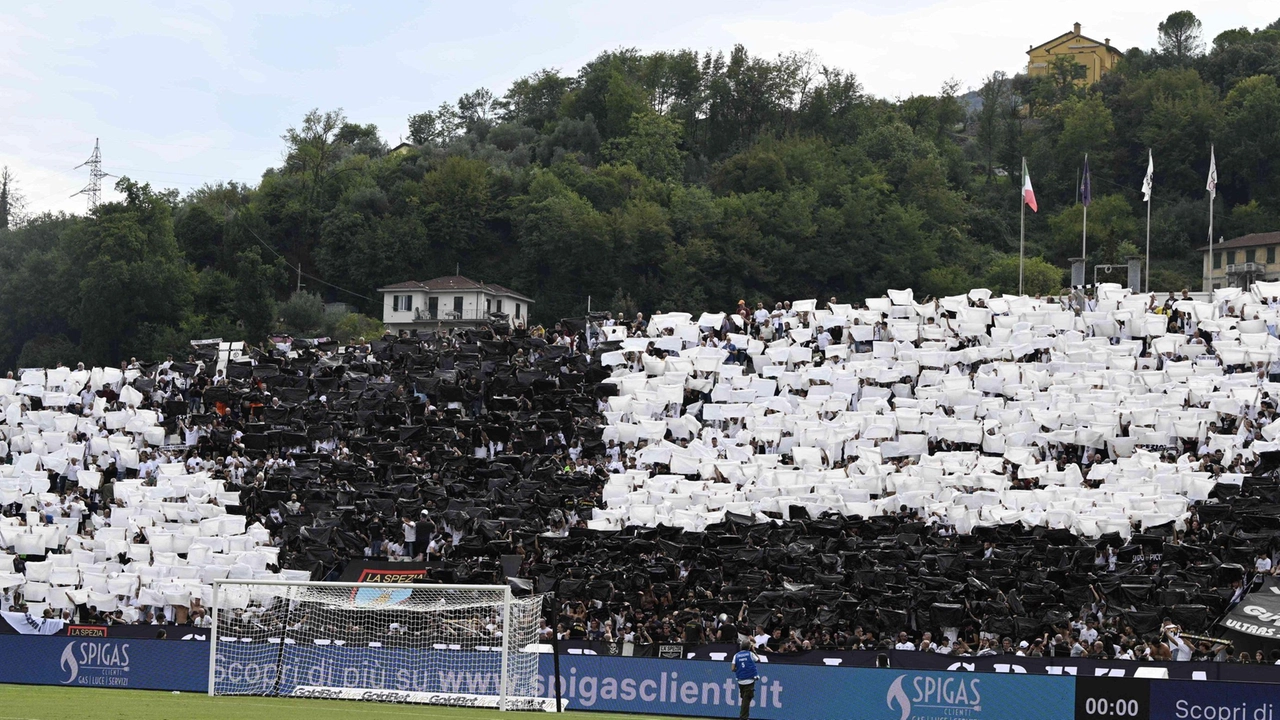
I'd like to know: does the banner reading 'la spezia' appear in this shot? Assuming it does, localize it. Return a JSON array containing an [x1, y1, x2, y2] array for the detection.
[[545, 654, 1076, 720]]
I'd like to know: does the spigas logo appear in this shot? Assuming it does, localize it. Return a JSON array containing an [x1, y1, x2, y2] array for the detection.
[[60, 641, 131, 686], [887, 674, 982, 720], [60, 643, 78, 683]]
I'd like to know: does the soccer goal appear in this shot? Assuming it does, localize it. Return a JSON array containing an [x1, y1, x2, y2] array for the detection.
[[209, 579, 552, 711]]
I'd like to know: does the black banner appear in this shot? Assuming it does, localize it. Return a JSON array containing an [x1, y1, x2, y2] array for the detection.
[[1218, 576, 1280, 644], [338, 560, 435, 583], [0, 622, 207, 641]]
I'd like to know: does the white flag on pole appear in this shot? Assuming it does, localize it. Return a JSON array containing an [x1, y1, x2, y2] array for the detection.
[[1207, 145, 1217, 200], [1142, 149, 1153, 203]]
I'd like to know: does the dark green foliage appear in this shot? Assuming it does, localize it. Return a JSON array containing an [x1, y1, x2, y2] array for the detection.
[[4, 20, 1280, 367]]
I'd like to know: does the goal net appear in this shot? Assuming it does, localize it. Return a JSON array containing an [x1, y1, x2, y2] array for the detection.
[[209, 580, 552, 711]]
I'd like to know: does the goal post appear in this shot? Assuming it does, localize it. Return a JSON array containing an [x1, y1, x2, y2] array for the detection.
[[209, 579, 552, 711]]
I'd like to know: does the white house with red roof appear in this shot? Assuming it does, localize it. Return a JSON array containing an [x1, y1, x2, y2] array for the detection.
[[377, 275, 534, 331]]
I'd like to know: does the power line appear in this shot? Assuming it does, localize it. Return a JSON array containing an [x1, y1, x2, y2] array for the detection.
[[223, 202, 374, 302]]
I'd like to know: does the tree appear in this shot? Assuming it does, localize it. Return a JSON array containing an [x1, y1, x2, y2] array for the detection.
[[602, 112, 685, 181], [278, 290, 326, 336], [0, 166, 27, 230], [1047, 56, 1088, 101], [457, 88, 501, 134], [72, 178, 194, 362], [500, 70, 572, 130], [1056, 95, 1115, 163], [335, 122, 386, 158], [975, 72, 1012, 179], [1222, 75, 1280, 205], [1159, 11, 1205, 59], [17, 333, 78, 369], [984, 255, 1065, 295], [282, 108, 347, 199], [17, 39, 1280, 365], [407, 103, 462, 146], [1047, 194, 1139, 265], [330, 311, 384, 343], [231, 247, 281, 341]]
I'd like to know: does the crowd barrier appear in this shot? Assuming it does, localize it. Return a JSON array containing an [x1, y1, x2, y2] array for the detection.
[[0, 635, 1276, 720]]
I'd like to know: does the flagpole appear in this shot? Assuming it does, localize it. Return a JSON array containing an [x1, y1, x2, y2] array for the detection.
[[1082, 204, 1088, 261], [1208, 195, 1214, 288], [1207, 144, 1216, 292], [1145, 188, 1151, 292], [1019, 157, 1026, 295], [1145, 149, 1152, 293], [1081, 153, 1089, 267]]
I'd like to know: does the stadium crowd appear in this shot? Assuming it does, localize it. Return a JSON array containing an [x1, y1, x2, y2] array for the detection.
[[4, 282, 1280, 665]]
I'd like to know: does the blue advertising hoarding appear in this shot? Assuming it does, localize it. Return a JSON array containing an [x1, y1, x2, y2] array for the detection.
[[546, 654, 1077, 720], [214, 643, 513, 696], [1150, 680, 1280, 720], [0, 633, 1274, 720], [0, 635, 207, 691]]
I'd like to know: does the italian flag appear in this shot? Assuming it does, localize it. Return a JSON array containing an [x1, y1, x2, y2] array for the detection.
[[1022, 158, 1038, 212]]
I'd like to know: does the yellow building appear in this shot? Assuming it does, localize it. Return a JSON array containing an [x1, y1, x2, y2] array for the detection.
[[1027, 22, 1123, 86]]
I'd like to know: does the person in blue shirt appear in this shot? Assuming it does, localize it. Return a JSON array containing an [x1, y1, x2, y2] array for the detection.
[[730, 639, 760, 719]]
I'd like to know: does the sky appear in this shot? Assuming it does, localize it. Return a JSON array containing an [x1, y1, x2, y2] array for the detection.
[[2, 0, 1277, 216]]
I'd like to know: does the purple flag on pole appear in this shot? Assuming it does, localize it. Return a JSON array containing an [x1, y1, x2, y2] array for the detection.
[[1081, 155, 1092, 207]]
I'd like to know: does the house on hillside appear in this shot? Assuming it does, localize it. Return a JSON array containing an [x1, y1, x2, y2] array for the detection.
[[1202, 232, 1280, 291], [387, 141, 416, 157], [1027, 23, 1123, 87], [377, 275, 534, 332]]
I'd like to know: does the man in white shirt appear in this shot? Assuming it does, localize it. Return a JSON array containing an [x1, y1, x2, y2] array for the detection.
[[753, 626, 771, 651], [1164, 625, 1192, 661], [752, 303, 769, 326], [1256, 552, 1273, 574], [1079, 620, 1099, 645], [816, 329, 832, 351], [894, 632, 916, 651], [402, 518, 417, 558]]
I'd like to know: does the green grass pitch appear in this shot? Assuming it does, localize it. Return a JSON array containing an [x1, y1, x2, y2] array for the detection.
[[0, 685, 696, 720]]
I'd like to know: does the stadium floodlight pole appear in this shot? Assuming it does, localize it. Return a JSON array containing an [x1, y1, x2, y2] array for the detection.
[[208, 581, 220, 696]]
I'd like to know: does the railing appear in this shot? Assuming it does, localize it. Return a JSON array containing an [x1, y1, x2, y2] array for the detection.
[[413, 309, 511, 321], [1226, 262, 1266, 275]]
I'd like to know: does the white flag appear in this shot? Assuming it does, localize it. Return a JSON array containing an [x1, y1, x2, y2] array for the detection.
[[1, 611, 64, 635], [1142, 149, 1153, 203], [1207, 145, 1217, 200]]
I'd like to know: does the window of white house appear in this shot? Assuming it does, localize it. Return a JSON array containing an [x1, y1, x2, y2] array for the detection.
[[486, 299, 492, 313], [496, 299, 503, 313], [392, 295, 412, 312], [515, 303, 522, 318]]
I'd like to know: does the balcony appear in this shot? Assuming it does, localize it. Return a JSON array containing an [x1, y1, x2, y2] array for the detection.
[[413, 309, 509, 322], [1226, 262, 1266, 275]]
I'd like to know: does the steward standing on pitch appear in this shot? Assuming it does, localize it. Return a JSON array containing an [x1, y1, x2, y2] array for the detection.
[[730, 639, 760, 719]]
